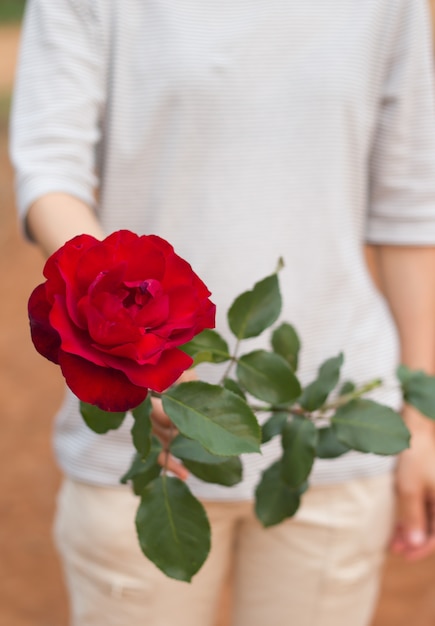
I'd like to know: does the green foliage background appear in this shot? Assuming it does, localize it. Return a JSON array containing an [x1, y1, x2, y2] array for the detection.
[[0, 0, 26, 22]]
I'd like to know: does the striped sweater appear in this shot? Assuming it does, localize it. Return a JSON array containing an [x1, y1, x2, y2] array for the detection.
[[10, 0, 435, 499]]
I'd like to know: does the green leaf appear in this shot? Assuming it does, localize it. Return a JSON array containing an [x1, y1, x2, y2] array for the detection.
[[170, 435, 230, 464], [237, 350, 301, 404], [271, 322, 300, 371], [281, 417, 318, 488], [120, 448, 162, 495], [181, 329, 231, 366], [339, 380, 356, 396], [261, 412, 289, 443], [223, 378, 246, 400], [136, 476, 211, 582], [331, 399, 410, 455], [228, 273, 282, 340], [299, 353, 344, 411], [255, 461, 305, 527], [131, 396, 153, 459], [184, 459, 243, 486], [162, 381, 261, 456], [80, 401, 126, 434], [397, 364, 435, 420], [316, 426, 350, 459], [170, 435, 243, 486]]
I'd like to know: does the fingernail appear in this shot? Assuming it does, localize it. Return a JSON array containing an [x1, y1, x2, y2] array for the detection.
[[408, 529, 426, 547]]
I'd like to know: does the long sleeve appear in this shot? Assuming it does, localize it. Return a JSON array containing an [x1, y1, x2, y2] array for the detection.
[[366, 0, 435, 245], [9, 0, 106, 220]]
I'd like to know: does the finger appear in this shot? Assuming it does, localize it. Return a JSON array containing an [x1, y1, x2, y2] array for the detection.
[[405, 536, 435, 561], [150, 397, 173, 428], [152, 422, 179, 447], [396, 488, 427, 552], [390, 524, 407, 554], [158, 451, 189, 481], [405, 499, 435, 561]]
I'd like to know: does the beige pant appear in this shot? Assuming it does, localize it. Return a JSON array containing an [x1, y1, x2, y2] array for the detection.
[[54, 473, 394, 626]]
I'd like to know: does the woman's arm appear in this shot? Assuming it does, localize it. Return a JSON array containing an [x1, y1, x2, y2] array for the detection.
[[27, 193, 104, 256], [372, 244, 435, 560]]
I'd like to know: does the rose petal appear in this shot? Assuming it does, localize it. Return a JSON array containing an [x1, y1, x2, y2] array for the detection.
[[100, 332, 166, 362], [194, 299, 216, 333], [105, 231, 167, 282], [85, 268, 144, 345], [42, 257, 65, 304], [44, 233, 97, 282], [122, 242, 166, 282], [50, 295, 182, 382], [28, 283, 61, 363], [133, 291, 170, 329], [154, 239, 211, 298], [166, 287, 202, 328], [54, 234, 100, 328], [50, 295, 109, 367], [167, 299, 216, 347], [122, 348, 193, 391], [58, 351, 148, 412], [86, 297, 142, 345], [155, 288, 216, 347], [104, 230, 138, 252], [146, 234, 174, 256], [162, 255, 197, 291]]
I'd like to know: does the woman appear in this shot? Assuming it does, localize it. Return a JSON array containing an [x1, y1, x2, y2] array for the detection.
[[10, 1, 435, 624]]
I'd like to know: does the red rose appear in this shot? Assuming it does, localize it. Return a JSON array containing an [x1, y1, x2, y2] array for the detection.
[[28, 230, 216, 411]]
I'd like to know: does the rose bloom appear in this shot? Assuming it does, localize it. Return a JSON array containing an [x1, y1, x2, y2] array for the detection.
[[28, 230, 216, 411]]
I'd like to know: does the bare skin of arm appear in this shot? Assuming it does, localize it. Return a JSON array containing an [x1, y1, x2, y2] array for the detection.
[[367, 245, 435, 560], [27, 193, 189, 478], [27, 193, 105, 256]]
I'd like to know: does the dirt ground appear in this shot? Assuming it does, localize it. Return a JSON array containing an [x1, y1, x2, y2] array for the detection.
[[0, 26, 68, 626], [1, 23, 435, 626]]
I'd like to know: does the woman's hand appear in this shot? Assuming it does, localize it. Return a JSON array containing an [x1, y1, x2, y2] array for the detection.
[[151, 396, 189, 480], [150, 369, 197, 481], [391, 407, 435, 560], [367, 245, 435, 560]]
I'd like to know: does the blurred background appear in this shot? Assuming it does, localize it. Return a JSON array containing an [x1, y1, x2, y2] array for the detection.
[[0, 2, 434, 625]]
